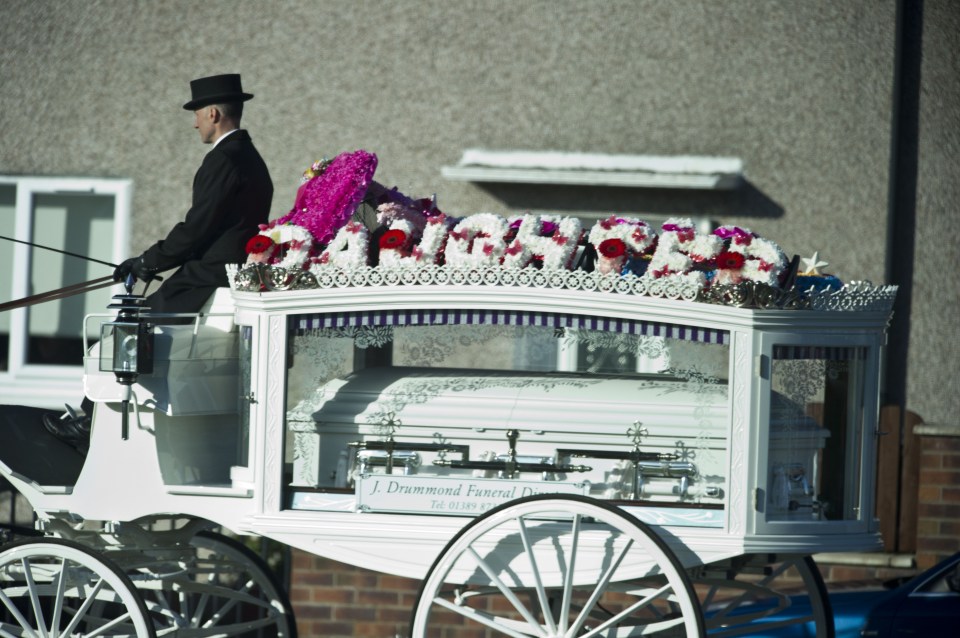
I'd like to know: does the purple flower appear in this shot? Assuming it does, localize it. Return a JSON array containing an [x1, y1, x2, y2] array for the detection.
[[714, 226, 753, 240]]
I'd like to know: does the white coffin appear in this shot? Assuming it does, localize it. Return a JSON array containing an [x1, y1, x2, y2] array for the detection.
[[287, 366, 730, 507]]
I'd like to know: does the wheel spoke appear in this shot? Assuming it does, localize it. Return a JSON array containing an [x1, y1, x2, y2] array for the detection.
[[579, 582, 676, 638], [557, 513, 581, 635], [21, 558, 49, 638], [128, 531, 295, 637], [190, 590, 211, 627], [0, 587, 39, 638], [48, 557, 67, 637], [412, 495, 704, 638], [695, 555, 831, 638], [143, 589, 178, 625], [0, 540, 153, 638], [465, 547, 545, 635], [59, 577, 106, 637], [432, 595, 540, 638], [517, 516, 556, 636], [568, 537, 634, 637]]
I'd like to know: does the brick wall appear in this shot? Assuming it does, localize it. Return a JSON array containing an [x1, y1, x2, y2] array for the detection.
[[288, 426, 960, 634], [914, 424, 960, 570], [814, 554, 917, 588], [288, 552, 923, 638], [290, 551, 420, 638]]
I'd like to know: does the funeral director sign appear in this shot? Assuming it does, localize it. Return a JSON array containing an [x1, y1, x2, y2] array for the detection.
[[356, 475, 590, 515]]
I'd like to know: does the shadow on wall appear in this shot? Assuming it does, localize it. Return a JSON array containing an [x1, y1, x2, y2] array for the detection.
[[473, 180, 784, 219]]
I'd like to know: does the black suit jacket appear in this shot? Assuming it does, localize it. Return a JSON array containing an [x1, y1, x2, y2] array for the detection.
[[141, 129, 273, 313]]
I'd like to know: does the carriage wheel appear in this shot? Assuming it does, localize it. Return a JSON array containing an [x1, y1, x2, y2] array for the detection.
[[692, 554, 833, 637], [0, 537, 156, 637], [129, 531, 297, 637], [411, 494, 704, 637]]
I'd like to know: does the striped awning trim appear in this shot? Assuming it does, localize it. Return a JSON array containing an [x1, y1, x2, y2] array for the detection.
[[291, 309, 729, 344], [773, 345, 867, 360]]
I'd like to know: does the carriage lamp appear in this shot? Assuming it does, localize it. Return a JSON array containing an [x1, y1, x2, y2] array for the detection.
[[99, 281, 153, 439]]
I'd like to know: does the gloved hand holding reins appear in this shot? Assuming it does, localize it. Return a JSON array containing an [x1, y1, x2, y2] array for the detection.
[[113, 256, 157, 283]]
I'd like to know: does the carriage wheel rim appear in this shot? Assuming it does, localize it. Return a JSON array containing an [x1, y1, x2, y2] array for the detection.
[[0, 537, 156, 638], [694, 553, 834, 638], [126, 530, 297, 638], [411, 493, 705, 637]]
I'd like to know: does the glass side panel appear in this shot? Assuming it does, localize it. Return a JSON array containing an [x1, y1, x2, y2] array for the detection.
[[237, 325, 252, 468], [283, 312, 731, 519], [767, 345, 866, 522], [133, 317, 242, 487]]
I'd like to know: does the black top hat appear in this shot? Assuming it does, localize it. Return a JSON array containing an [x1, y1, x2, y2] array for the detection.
[[182, 74, 254, 111]]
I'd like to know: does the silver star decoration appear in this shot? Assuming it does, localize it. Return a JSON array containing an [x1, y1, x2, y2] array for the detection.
[[800, 251, 828, 276]]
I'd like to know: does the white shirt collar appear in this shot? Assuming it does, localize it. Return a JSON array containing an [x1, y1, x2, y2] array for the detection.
[[212, 129, 239, 148]]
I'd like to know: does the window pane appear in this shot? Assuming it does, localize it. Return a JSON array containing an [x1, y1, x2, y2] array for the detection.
[[0, 185, 14, 371], [26, 192, 115, 365], [767, 346, 866, 522]]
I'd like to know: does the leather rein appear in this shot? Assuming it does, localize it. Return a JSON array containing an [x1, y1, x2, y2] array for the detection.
[[0, 234, 119, 313], [0, 276, 117, 313]]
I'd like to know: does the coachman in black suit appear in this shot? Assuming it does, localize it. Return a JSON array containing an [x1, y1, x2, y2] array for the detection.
[[115, 73, 273, 313], [44, 75, 275, 449]]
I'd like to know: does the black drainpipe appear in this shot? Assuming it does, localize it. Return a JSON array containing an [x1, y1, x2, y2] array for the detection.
[[884, 0, 923, 551]]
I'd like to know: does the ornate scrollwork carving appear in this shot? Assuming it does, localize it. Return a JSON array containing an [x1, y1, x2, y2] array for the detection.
[[229, 264, 895, 313]]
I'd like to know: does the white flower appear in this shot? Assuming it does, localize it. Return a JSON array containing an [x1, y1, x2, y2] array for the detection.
[[647, 219, 720, 279], [502, 214, 583, 270], [315, 222, 369, 270], [444, 213, 509, 267], [252, 224, 314, 270]]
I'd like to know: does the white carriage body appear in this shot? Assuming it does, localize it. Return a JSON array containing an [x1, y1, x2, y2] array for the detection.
[[2, 272, 895, 581]]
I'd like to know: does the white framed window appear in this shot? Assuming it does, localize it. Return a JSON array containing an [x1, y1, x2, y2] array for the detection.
[[0, 176, 132, 408]]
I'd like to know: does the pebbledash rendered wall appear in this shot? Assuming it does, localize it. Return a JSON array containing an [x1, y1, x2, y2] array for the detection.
[[1, 0, 957, 541], [2, 0, 955, 426]]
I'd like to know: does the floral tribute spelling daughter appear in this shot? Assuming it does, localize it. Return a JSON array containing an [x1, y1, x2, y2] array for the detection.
[[243, 154, 795, 295]]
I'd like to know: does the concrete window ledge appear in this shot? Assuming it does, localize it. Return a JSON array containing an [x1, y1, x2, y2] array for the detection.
[[914, 423, 960, 437], [812, 552, 915, 569], [441, 149, 744, 190]]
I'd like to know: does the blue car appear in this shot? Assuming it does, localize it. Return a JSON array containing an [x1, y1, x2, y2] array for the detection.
[[713, 552, 960, 637], [856, 551, 960, 638]]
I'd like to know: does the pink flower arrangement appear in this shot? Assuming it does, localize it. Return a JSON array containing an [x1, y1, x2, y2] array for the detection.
[[271, 150, 378, 246]]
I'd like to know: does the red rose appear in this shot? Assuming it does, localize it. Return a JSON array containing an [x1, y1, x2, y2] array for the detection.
[[717, 250, 746, 270], [598, 238, 627, 259], [379, 229, 408, 250], [245, 235, 275, 254]]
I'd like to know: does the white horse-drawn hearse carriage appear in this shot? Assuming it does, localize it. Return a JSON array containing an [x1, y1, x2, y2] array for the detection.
[[0, 179, 897, 637]]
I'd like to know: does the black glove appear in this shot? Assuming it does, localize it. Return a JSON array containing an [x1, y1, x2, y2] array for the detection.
[[113, 257, 138, 282], [112, 257, 156, 282]]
